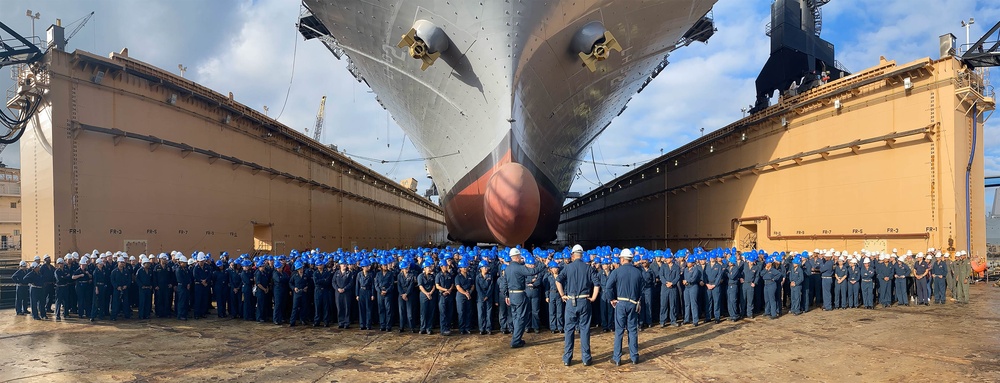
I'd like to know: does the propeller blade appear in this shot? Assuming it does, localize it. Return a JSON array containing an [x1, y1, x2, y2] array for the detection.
[[420, 51, 441, 71], [397, 28, 417, 49]]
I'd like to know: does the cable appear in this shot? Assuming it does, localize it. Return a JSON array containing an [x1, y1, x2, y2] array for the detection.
[[552, 151, 641, 167], [590, 147, 602, 185], [342, 150, 459, 164], [274, 8, 301, 121], [385, 134, 408, 176]]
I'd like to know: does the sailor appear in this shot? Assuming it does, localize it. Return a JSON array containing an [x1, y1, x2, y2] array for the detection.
[[498, 263, 512, 334], [434, 259, 455, 336], [819, 252, 835, 310], [954, 251, 971, 304], [24, 262, 47, 320], [544, 260, 564, 334], [136, 256, 155, 320], [192, 253, 210, 319], [800, 251, 815, 311], [875, 254, 891, 307], [174, 256, 192, 321], [743, 253, 759, 319], [397, 260, 419, 333], [372, 260, 394, 331], [894, 253, 911, 306], [913, 253, 930, 305], [726, 254, 742, 321], [454, 259, 476, 335], [556, 244, 599, 366], [704, 253, 723, 324], [209, 258, 230, 320], [90, 258, 110, 321], [475, 260, 496, 335], [333, 260, 355, 328], [314, 261, 333, 327], [503, 247, 545, 348], [597, 259, 615, 332], [110, 257, 131, 320], [356, 259, 376, 330], [153, 254, 174, 318], [72, 258, 93, 319], [254, 260, 273, 323], [604, 249, 644, 366], [524, 254, 544, 334], [860, 257, 876, 309], [931, 253, 948, 304], [761, 256, 782, 319], [788, 255, 805, 315], [52, 258, 71, 320], [289, 260, 309, 327], [228, 260, 242, 319], [681, 255, 702, 326], [638, 253, 655, 329], [946, 252, 957, 301], [271, 259, 290, 325], [40, 254, 56, 314], [845, 257, 860, 308], [658, 253, 681, 327], [833, 255, 847, 309], [417, 260, 438, 334], [240, 259, 256, 321], [12, 261, 29, 316]]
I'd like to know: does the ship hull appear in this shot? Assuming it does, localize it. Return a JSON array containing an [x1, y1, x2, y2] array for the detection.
[[304, 0, 716, 245]]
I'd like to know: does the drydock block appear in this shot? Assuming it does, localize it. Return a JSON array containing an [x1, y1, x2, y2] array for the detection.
[[19, 49, 446, 259], [560, 56, 993, 255]]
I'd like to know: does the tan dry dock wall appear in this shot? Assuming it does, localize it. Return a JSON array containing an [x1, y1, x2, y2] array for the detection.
[[20, 49, 446, 260], [560, 57, 988, 255]]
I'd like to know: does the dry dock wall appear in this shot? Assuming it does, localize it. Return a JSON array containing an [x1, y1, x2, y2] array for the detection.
[[560, 57, 991, 256], [20, 49, 446, 260]]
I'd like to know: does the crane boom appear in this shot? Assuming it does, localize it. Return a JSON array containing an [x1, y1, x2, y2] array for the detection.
[[313, 95, 326, 142], [65, 12, 95, 45]]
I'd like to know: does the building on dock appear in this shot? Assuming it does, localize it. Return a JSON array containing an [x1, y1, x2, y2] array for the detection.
[[559, 54, 994, 256], [17, 47, 446, 260]]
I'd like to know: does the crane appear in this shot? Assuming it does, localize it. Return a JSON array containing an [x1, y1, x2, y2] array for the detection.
[[311, 95, 327, 142], [64, 11, 95, 46]]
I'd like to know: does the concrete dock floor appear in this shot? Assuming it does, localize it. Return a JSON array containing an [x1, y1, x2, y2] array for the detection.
[[1, 285, 998, 383]]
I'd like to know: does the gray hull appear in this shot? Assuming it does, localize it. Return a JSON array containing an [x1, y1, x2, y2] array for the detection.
[[303, 0, 716, 245]]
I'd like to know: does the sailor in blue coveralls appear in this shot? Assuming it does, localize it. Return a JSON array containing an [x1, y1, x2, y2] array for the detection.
[[604, 249, 645, 366], [12, 261, 29, 316], [272, 260, 290, 325], [524, 254, 544, 334], [435, 259, 456, 335], [289, 260, 309, 327], [682, 255, 702, 326], [761, 256, 782, 319], [72, 258, 93, 319], [417, 260, 437, 334], [556, 245, 599, 366], [333, 261, 355, 328], [743, 253, 760, 318], [54, 258, 72, 320], [788, 254, 806, 315], [313, 261, 333, 327], [704, 254, 724, 324], [136, 257, 156, 319], [110, 257, 132, 320], [894, 253, 912, 306], [726, 254, 742, 321], [544, 260, 564, 333], [375, 260, 397, 331], [658, 252, 681, 327], [356, 260, 376, 330], [931, 254, 948, 304], [503, 248, 545, 348], [860, 257, 876, 308], [475, 260, 495, 335], [819, 252, 835, 310], [397, 260, 419, 333], [174, 257, 192, 321], [454, 259, 475, 334], [847, 257, 860, 308]]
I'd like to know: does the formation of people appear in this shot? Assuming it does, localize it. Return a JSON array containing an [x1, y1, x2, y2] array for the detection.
[[9, 244, 976, 366]]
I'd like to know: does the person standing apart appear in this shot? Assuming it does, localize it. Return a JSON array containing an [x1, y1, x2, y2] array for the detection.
[[604, 249, 645, 366]]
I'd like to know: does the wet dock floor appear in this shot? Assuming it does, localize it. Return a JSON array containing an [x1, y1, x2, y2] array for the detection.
[[1, 285, 999, 382]]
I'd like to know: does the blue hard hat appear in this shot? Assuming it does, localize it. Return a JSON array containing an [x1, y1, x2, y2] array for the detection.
[[792, 257, 802, 265], [458, 260, 469, 268], [439, 259, 449, 267], [422, 260, 433, 269], [547, 260, 558, 268], [478, 260, 489, 269], [524, 256, 535, 265], [215, 260, 224, 268], [294, 261, 304, 270]]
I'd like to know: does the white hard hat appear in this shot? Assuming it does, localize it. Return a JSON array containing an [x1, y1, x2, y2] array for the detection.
[[43, 254, 51, 260], [177, 255, 187, 263], [572, 244, 584, 254], [117, 257, 126, 263], [916, 253, 924, 258], [892, 248, 898, 253], [19, 260, 26, 267], [33, 255, 40, 261], [56, 258, 64, 264], [30, 262, 38, 268], [509, 248, 521, 257], [80, 258, 89, 265], [187, 258, 196, 265], [863, 258, 870, 264], [158, 253, 168, 259], [620, 248, 634, 259], [129, 256, 136, 261]]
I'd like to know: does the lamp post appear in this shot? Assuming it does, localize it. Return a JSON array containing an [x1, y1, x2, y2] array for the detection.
[[961, 18, 975, 53], [26, 10, 40, 41]]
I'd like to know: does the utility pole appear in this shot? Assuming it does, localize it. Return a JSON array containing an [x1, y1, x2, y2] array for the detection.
[[961, 18, 975, 53]]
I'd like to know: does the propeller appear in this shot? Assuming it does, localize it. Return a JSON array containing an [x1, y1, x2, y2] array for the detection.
[[397, 28, 441, 71], [579, 31, 623, 72]]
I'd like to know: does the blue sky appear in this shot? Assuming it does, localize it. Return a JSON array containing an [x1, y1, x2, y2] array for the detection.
[[2, 0, 999, 209]]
